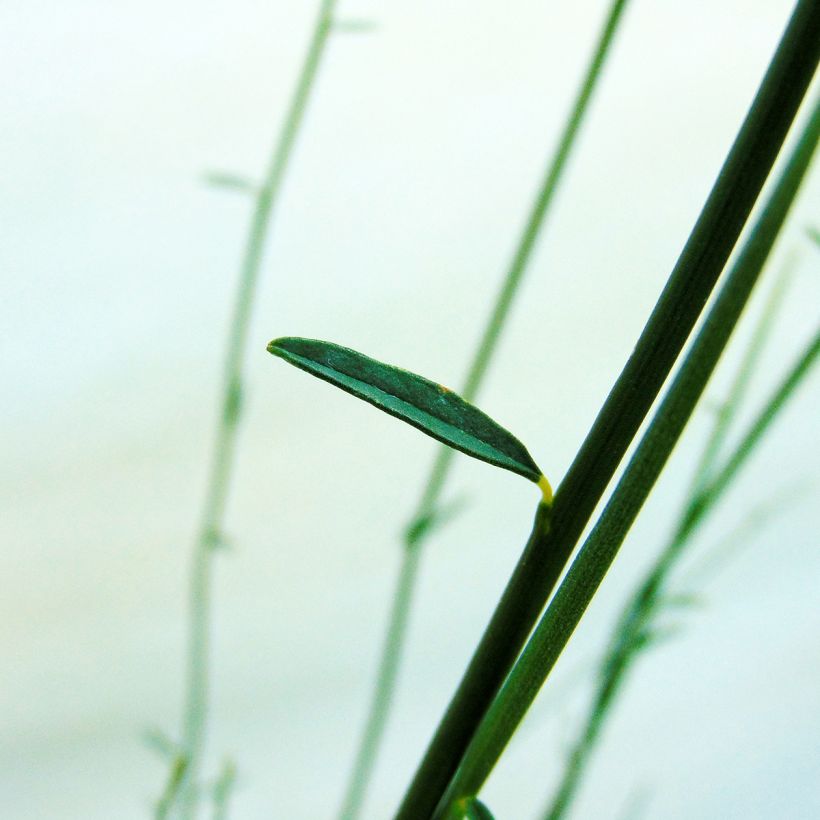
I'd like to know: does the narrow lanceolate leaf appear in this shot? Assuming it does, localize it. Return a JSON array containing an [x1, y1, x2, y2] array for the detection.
[[268, 337, 549, 492], [201, 170, 258, 193]]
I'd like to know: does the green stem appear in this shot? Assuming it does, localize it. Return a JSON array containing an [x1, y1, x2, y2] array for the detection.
[[687, 259, 792, 495], [336, 544, 423, 819], [175, 2, 337, 816], [542, 263, 796, 819], [703, 324, 820, 507], [542, 648, 624, 820], [458, 0, 631, 406], [337, 1, 631, 816], [397, 4, 819, 816], [155, 755, 189, 820], [545, 320, 820, 820], [212, 761, 237, 820], [438, 91, 820, 813]]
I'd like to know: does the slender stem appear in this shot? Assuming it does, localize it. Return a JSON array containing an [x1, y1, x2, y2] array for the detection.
[[542, 647, 625, 820], [614, 789, 652, 820], [212, 761, 237, 820], [542, 262, 796, 819], [155, 755, 189, 820], [704, 324, 820, 506], [397, 5, 819, 817], [337, 2, 632, 816], [439, 92, 820, 812], [174, 2, 337, 816], [458, 0, 631, 406], [337, 545, 423, 818], [687, 258, 792, 496], [544, 322, 820, 820]]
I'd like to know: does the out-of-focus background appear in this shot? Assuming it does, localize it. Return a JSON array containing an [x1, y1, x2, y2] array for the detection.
[[2, 1, 819, 817]]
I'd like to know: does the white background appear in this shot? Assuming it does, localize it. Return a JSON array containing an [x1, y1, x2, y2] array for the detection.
[[2, 1, 819, 817]]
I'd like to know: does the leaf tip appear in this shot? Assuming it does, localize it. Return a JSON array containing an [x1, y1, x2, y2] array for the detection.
[[267, 337, 287, 355]]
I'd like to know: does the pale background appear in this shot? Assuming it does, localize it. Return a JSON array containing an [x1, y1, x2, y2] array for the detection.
[[2, 1, 819, 818]]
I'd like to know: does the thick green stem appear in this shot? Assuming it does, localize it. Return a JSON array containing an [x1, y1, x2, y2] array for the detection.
[[542, 264, 796, 818], [544, 323, 820, 820], [440, 93, 820, 812], [174, 2, 337, 816], [397, 5, 820, 817], [554, 324, 819, 820], [337, 2, 631, 816]]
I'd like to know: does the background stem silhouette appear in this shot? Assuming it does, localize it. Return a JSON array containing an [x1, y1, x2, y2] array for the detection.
[[337, 3, 631, 816], [173, 2, 338, 815]]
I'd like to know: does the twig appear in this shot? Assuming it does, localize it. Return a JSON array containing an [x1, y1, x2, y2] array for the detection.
[[172, 2, 339, 816]]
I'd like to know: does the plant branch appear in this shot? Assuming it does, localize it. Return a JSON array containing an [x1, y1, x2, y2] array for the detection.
[[438, 91, 820, 813], [397, 4, 819, 816], [541, 264, 803, 820], [687, 256, 793, 496], [212, 760, 237, 820], [173, 2, 338, 816], [701, 325, 820, 509], [543, 320, 820, 820]]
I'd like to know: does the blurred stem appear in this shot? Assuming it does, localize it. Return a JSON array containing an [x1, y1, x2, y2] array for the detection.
[[336, 541, 423, 820], [175, 2, 337, 816], [682, 477, 814, 588], [458, 0, 631, 406], [688, 256, 793, 495], [614, 788, 652, 820], [336, 2, 631, 817], [703, 323, 820, 507], [400, 5, 820, 817], [543, 322, 820, 820], [212, 761, 237, 820], [437, 92, 820, 814], [155, 755, 189, 820]]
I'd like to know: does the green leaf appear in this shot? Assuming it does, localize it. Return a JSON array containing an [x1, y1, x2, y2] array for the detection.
[[202, 170, 258, 194], [267, 337, 548, 489]]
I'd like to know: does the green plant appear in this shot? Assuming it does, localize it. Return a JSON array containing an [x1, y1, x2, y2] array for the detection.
[[539, 259, 817, 820], [396, 5, 819, 816], [157, 2, 818, 817], [160, 2, 340, 816], [435, 93, 820, 818]]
